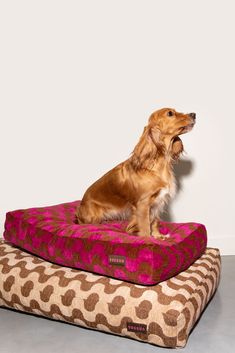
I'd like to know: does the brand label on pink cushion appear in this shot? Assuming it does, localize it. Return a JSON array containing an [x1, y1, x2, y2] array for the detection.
[[109, 255, 126, 266], [127, 322, 147, 334]]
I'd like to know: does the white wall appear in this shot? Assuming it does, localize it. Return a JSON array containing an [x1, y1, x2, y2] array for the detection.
[[0, 0, 234, 255]]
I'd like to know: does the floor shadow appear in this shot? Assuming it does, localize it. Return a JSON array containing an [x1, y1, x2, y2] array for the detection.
[[162, 159, 194, 222]]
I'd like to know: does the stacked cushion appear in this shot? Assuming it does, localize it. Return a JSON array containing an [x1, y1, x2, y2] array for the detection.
[[4, 200, 207, 285], [0, 240, 221, 348]]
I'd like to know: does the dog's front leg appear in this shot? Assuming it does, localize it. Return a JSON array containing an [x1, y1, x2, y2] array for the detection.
[[151, 220, 163, 239], [126, 214, 139, 234], [136, 199, 151, 237]]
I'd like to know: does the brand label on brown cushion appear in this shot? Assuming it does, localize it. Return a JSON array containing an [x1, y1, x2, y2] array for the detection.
[[127, 322, 147, 334], [109, 255, 126, 266]]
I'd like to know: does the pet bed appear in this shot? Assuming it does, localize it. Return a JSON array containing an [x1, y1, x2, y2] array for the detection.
[[4, 201, 207, 285], [0, 240, 220, 348]]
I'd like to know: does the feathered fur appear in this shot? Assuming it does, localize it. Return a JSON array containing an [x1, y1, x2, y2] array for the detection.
[[76, 108, 195, 238]]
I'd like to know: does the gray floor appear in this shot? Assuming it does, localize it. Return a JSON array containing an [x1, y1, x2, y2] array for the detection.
[[0, 256, 234, 353]]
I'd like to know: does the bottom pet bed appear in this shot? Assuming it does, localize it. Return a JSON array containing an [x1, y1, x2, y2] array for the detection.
[[0, 240, 221, 348]]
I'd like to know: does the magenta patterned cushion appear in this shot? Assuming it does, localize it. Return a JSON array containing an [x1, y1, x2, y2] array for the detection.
[[3, 200, 207, 285]]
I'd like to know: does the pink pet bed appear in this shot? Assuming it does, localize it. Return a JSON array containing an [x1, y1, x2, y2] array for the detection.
[[4, 200, 207, 285]]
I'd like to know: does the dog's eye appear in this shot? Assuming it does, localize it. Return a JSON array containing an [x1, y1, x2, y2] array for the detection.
[[167, 111, 174, 117]]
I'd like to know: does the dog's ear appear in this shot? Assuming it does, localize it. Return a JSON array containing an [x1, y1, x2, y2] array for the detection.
[[150, 126, 161, 145], [130, 126, 150, 170], [130, 126, 165, 170], [171, 136, 184, 161], [149, 126, 165, 155]]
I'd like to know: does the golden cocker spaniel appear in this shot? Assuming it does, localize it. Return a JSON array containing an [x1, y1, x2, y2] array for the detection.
[[76, 108, 196, 238]]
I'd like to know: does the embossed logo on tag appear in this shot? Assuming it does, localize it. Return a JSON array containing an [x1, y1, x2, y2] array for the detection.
[[127, 322, 147, 334], [109, 255, 126, 266]]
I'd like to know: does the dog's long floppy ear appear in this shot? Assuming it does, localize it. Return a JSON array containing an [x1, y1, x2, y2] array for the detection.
[[171, 136, 184, 161], [130, 126, 165, 170], [150, 126, 162, 147]]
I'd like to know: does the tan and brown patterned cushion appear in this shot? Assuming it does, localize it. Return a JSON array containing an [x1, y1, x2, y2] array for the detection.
[[0, 240, 221, 348]]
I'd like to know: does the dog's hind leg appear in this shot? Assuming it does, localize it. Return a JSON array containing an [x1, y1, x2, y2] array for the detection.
[[75, 201, 105, 224]]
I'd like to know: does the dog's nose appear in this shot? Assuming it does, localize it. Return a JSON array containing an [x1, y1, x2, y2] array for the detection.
[[189, 112, 196, 120]]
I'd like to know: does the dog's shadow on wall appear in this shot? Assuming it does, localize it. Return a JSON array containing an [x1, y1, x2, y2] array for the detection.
[[162, 159, 194, 222]]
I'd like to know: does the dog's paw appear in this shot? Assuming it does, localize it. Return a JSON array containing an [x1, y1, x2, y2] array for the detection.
[[126, 223, 139, 235], [151, 231, 170, 240]]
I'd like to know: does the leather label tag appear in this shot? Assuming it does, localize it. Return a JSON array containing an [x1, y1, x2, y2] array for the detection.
[[109, 255, 126, 266], [127, 322, 147, 334]]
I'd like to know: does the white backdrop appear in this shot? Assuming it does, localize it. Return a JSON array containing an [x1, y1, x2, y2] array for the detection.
[[0, 0, 234, 254]]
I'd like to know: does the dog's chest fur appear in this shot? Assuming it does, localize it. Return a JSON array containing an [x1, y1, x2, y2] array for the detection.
[[150, 174, 176, 218]]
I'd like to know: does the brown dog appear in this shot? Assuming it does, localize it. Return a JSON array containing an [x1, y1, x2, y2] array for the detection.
[[76, 108, 196, 238]]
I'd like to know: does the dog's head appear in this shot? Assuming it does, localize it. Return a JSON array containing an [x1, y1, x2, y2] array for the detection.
[[148, 108, 195, 161], [148, 108, 196, 138], [130, 108, 195, 170]]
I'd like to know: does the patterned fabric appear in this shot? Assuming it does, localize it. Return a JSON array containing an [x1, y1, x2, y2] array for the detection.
[[0, 240, 220, 348], [3, 201, 207, 285]]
